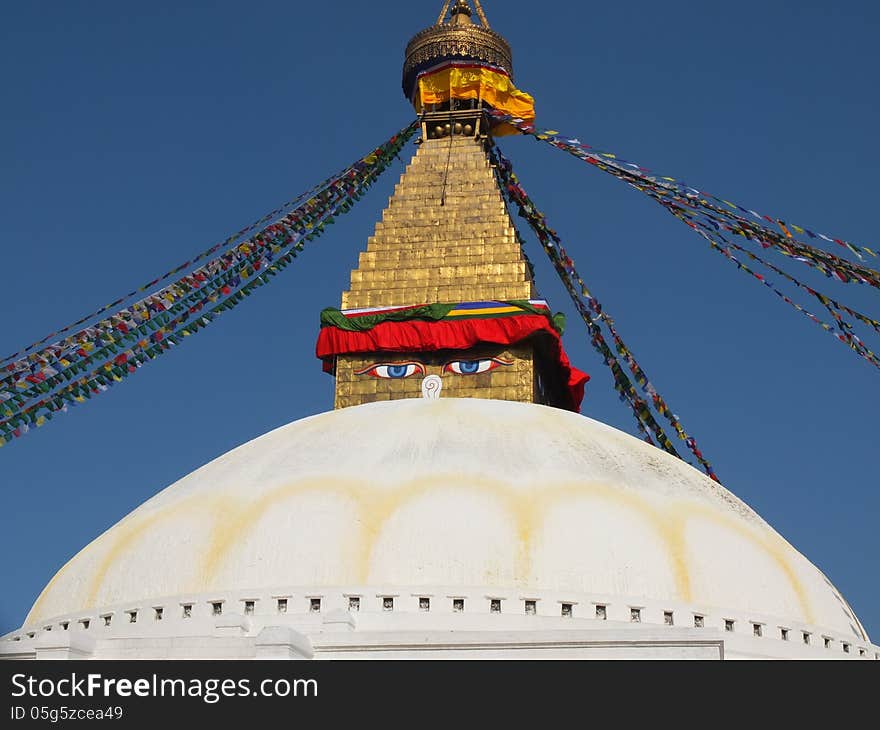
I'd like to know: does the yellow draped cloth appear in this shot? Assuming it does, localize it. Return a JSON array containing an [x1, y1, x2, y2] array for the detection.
[[415, 65, 535, 132]]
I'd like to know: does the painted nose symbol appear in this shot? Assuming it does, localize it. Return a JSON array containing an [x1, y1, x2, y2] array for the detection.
[[421, 374, 442, 399]]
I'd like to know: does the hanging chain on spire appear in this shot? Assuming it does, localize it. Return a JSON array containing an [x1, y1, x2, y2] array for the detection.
[[472, 0, 490, 27], [435, 0, 453, 24]]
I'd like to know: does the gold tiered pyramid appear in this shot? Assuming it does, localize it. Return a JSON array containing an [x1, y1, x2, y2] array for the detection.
[[341, 136, 534, 310], [334, 135, 542, 409]]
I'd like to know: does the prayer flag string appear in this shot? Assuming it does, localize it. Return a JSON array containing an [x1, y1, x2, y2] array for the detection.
[[487, 111, 880, 289], [489, 144, 720, 483], [0, 154, 375, 367], [668, 208, 880, 370], [0, 122, 418, 447], [488, 111, 880, 374]]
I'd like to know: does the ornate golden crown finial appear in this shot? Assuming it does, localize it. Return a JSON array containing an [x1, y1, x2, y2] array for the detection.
[[402, 1, 513, 100], [449, 0, 472, 22], [451, 1, 471, 15]]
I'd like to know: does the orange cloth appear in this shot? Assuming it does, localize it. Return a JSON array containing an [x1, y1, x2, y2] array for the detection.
[[415, 64, 535, 127]]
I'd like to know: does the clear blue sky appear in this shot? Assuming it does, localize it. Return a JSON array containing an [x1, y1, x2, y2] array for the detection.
[[2, 1, 878, 639]]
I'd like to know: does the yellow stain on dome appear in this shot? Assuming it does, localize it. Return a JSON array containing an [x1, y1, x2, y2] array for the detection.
[[83, 494, 239, 608], [193, 474, 693, 596], [353, 473, 542, 584], [674, 500, 814, 624], [29, 469, 812, 627], [193, 473, 533, 585], [199, 477, 367, 584], [28, 493, 236, 621], [514, 480, 693, 599], [27, 556, 80, 624]]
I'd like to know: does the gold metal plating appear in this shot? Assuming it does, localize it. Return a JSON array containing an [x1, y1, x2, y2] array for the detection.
[[334, 345, 535, 410], [334, 135, 540, 409], [404, 24, 513, 82], [341, 136, 533, 311]]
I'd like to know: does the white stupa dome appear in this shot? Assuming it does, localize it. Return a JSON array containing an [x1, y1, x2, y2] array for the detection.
[[5, 398, 874, 660]]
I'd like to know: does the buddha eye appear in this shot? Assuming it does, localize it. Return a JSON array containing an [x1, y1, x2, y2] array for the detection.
[[442, 357, 512, 375], [354, 361, 426, 379]]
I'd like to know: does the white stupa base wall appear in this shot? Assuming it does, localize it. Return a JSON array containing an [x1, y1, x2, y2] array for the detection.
[[3, 584, 876, 660]]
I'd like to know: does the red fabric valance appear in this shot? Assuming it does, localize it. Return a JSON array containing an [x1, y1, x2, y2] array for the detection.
[[316, 314, 589, 412]]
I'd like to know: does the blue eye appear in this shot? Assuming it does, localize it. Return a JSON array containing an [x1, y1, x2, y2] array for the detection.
[[354, 361, 425, 379], [387, 364, 410, 378], [443, 358, 513, 375]]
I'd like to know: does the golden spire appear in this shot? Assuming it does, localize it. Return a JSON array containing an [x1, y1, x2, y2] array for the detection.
[[332, 129, 556, 409], [326, 3, 577, 411]]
